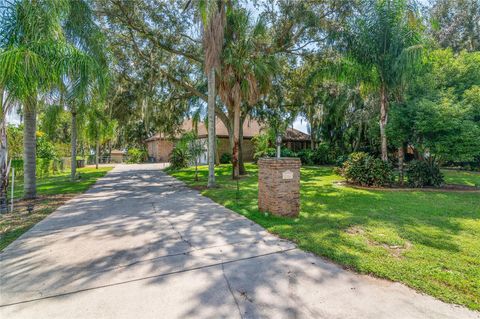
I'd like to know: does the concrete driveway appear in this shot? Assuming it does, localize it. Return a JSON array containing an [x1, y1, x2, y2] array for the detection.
[[1, 164, 478, 319]]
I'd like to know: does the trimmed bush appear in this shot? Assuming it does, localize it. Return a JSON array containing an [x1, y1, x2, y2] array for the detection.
[[406, 160, 444, 187], [10, 158, 65, 178], [220, 153, 232, 164], [341, 152, 395, 187], [37, 158, 52, 177]]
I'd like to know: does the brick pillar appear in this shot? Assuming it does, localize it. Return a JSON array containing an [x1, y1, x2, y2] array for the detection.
[[258, 158, 301, 217]]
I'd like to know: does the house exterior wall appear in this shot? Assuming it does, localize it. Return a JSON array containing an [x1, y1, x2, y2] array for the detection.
[[217, 138, 231, 159], [216, 138, 255, 162], [242, 139, 255, 161], [196, 138, 208, 164], [146, 140, 174, 162], [147, 137, 256, 163], [110, 154, 124, 163]]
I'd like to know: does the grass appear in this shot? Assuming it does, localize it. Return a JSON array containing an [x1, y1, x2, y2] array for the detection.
[[167, 164, 480, 310], [0, 166, 113, 251], [442, 169, 480, 187]]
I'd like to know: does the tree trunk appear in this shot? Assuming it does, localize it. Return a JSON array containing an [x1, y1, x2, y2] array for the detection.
[[380, 84, 389, 162], [108, 141, 112, 163], [353, 122, 362, 152], [232, 101, 240, 179], [70, 110, 77, 181], [207, 68, 216, 188], [23, 101, 37, 199], [398, 145, 404, 185], [226, 114, 234, 157], [95, 139, 99, 169], [195, 159, 198, 182], [215, 137, 220, 165], [238, 116, 246, 175], [309, 123, 315, 150]]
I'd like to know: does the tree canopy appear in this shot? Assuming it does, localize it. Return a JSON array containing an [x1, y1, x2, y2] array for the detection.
[[1, 0, 479, 196]]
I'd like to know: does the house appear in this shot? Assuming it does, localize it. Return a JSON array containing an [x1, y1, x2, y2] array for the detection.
[[145, 118, 310, 163], [110, 150, 125, 163]]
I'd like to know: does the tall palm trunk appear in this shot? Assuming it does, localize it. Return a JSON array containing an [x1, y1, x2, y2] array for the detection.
[[23, 101, 37, 199], [227, 113, 234, 157], [232, 100, 241, 179], [380, 84, 389, 162], [207, 68, 216, 188], [70, 109, 77, 181]]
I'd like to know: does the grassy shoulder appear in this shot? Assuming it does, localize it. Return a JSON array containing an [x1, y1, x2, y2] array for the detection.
[[167, 164, 480, 310], [0, 166, 113, 251]]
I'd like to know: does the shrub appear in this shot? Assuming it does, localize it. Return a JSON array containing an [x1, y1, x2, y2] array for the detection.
[[281, 148, 297, 157], [312, 143, 331, 165], [297, 149, 314, 165], [341, 152, 395, 187], [127, 148, 146, 163], [168, 132, 200, 169], [335, 154, 349, 167], [7, 125, 23, 158], [36, 158, 54, 176], [36, 133, 56, 160], [220, 153, 232, 164], [252, 133, 274, 160], [406, 160, 444, 187], [296, 144, 335, 165], [169, 147, 190, 169], [266, 147, 297, 158]]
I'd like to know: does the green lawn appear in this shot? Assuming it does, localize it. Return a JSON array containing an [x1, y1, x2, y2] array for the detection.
[[1, 167, 113, 251], [12, 166, 113, 198], [442, 169, 480, 187], [168, 164, 480, 310]]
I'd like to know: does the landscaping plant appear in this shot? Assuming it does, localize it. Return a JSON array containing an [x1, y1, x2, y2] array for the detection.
[[341, 152, 395, 187], [406, 160, 444, 188], [127, 148, 147, 164], [220, 153, 232, 164]]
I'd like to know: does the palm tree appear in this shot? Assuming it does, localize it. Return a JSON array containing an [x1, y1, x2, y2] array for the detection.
[[85, 102, 116, 169], [218, 8, 277, 178], [63, 0, 108, 181], [1, 0, 107, 195], [344, 0, 422, 161], [0, 0, 68, 199], [188, 0, 228, 187]]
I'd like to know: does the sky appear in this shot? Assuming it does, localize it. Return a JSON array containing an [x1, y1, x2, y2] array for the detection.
[[293, 117, 308, 133]]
